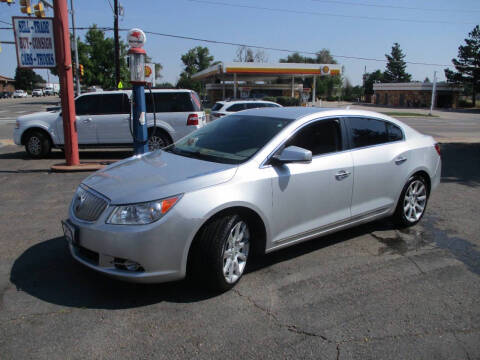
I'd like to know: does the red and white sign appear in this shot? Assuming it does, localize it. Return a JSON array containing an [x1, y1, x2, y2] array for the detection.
[[127, 28, 146, 48], [12, 16, 56, 68]]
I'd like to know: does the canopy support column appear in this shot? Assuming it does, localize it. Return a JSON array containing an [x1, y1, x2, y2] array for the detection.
[[312, 75, 317, 105], [233, 73, 237, 99]]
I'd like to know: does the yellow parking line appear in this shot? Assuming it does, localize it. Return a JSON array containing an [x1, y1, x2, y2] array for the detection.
[[0, 139, 14, 146]]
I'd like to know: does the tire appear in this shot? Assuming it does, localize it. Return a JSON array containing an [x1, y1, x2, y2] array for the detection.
[[24, 130, 52, 158], [190, 214, 251, 292], [392, 174, 429, 228], [147, 128, 171, 151]]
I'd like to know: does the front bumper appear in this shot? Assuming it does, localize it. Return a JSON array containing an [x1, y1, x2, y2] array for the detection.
[[65, 197, 198, 284], [13, 127, 21, 145]]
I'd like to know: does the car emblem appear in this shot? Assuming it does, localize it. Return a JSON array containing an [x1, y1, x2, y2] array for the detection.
[[75, 192, 86, 212]]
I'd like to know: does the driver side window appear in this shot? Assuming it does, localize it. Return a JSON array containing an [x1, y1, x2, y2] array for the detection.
[[285, 118, 342, 156], [75, 95, 100, 116]]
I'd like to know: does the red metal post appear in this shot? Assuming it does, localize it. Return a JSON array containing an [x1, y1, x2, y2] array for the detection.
[[53, 0, 79, 166]]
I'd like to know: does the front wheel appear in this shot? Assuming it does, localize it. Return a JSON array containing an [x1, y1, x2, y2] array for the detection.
[[190, 214, 250, 292], [392, 175, 429, 228], [24, 131, 52, 158]]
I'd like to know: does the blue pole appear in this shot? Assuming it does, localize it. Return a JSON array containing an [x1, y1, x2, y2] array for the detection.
[[132, 84, 148, 154]]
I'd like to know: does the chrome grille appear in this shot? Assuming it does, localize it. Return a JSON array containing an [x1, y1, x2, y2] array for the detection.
[[72, 187, 107, 222]]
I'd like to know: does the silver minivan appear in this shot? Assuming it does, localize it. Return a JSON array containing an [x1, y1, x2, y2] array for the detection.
[[13, 89, 206, 157]]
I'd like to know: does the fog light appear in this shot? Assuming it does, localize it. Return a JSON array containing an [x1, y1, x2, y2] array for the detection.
[[113, 257, 144, 272]]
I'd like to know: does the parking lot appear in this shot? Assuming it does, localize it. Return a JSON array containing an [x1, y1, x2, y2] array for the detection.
[[1, 98, 479, 359]]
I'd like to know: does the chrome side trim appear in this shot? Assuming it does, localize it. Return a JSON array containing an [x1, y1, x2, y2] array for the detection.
[[269, 206, 391, 251]]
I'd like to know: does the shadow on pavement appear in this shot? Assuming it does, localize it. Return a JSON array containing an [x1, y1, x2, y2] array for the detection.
[[9, 221, 394, 310], [0, 148, 132, 161], [440, 142, 480, 187]]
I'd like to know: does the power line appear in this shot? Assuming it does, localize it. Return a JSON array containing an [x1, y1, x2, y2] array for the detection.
[[0, 19, 12, 26], [310, 0, 480, 13], [0, 24, 465, 68], [188, 0, 477, 25], [105, 0, 114, 14]]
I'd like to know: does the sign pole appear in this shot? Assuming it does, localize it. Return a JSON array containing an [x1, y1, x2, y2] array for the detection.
[[53, 0, 79, 166]]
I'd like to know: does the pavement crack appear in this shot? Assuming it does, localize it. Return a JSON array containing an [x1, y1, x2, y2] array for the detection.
[[233, 288, 334, 343], [7, 308, 73, 323]]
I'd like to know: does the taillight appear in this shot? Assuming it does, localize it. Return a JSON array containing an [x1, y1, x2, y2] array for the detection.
[[187, 113, 199, 126], [434, 143, 441, 156]]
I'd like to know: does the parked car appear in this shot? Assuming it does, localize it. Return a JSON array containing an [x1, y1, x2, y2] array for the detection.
[[0, 91, 13, 99], [13, 89, 206, 158], [32, 89, 44, 97], [13, 90, 28, 98], [44, 88, 54, 96], [62, 107, 441, 291], [210, 99, 281, 121]]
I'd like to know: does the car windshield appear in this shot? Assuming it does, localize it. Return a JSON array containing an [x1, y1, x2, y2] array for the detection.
[[164, 114, 292, 164]]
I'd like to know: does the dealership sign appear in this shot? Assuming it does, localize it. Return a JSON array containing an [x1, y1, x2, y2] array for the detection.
[[12, 16, 56, 68]]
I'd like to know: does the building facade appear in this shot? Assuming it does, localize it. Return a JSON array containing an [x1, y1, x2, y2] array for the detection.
[[373, 82, 463, 108], [0, 75, 15, 93]]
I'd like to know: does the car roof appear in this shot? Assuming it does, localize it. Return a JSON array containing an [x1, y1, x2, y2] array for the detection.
[[238, 106, 415, 127], [77, 89, 194, 97], [217, 99, 277, 105]]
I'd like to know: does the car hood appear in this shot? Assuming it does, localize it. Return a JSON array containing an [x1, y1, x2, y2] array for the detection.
[[82, 150, 238, 204], [18, 111, 58, 123]]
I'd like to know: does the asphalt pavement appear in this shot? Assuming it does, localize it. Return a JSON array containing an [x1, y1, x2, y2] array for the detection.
[[0, 98, 479, 359]]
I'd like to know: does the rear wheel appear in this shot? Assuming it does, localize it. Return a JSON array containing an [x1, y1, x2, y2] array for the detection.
[[190, 214, 250, 292], [392, 175, 429, 228], [24, 130, 52, 158], [147, 128, 171, 151]]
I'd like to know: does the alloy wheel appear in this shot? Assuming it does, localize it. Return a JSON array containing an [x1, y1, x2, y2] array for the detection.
[[27, 136, 42, 156], [403, 180, 427, 223], [222, 221, 250, 284], [148, 135, 166, 151]]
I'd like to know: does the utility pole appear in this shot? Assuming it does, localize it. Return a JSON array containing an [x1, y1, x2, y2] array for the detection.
[[53, 0, 80, 165], [114, 0, 120, 87], [70, 0, 81, 95], [429, 71, 437, 115]]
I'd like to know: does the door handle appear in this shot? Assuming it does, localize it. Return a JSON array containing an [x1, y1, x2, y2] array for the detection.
[[83, 118, 92, 124], [335, 170, 351, 180], [395, 156, 407, 165]]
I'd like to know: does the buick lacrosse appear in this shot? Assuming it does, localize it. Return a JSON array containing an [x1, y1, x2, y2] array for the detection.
[[63, 107, 441, 291]]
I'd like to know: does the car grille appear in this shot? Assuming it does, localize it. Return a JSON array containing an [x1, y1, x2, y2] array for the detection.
[[72, 186, 108, 222]]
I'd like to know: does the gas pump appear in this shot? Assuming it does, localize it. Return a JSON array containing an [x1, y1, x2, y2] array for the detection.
[[127, 28, 148, 155]]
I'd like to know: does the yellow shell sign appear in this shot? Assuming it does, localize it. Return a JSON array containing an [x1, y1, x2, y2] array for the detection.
[[144, 65, 152, 77], [322, 66, 329, 74]]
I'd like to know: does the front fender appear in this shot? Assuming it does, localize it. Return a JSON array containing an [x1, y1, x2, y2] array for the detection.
[[18, 123, 56, 145]]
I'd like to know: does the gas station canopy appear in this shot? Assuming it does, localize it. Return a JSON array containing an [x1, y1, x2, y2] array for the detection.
[[192, 62, 342, 81], [191, 62, 342, 102]]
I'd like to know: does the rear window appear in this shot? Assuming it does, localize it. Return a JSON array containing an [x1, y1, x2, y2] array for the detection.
[[226, 103, 246, 112], [146, 92, 195, 113], [190, 92, 203, 111], [211, 103, 223, 111]]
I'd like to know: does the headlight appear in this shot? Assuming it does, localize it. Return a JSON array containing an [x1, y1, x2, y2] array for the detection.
[[107, 195, 181, 225]]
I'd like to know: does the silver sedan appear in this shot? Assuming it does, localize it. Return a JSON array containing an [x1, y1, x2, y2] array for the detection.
[[63, 107, 441, 291]]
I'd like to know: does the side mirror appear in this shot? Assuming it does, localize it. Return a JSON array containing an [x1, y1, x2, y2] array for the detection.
[[271, 145, 312, 165]]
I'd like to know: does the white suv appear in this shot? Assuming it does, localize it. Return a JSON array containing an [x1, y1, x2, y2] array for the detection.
[[13, 89, 206, 158], [210, 100, 281, 121], [13, 90, 28, 98]]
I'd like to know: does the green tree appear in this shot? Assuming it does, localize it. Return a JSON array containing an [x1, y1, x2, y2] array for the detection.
[[14, 67, 45, 91], [445, 25, 480, 106], [363, 70, 384, 95], [50, 25, 130, 89], [384, 43, 411, 82], [177, 46, 215, 93]]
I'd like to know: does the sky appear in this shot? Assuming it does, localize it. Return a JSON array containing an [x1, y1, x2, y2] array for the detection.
[[1, 0, 479, 86]]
